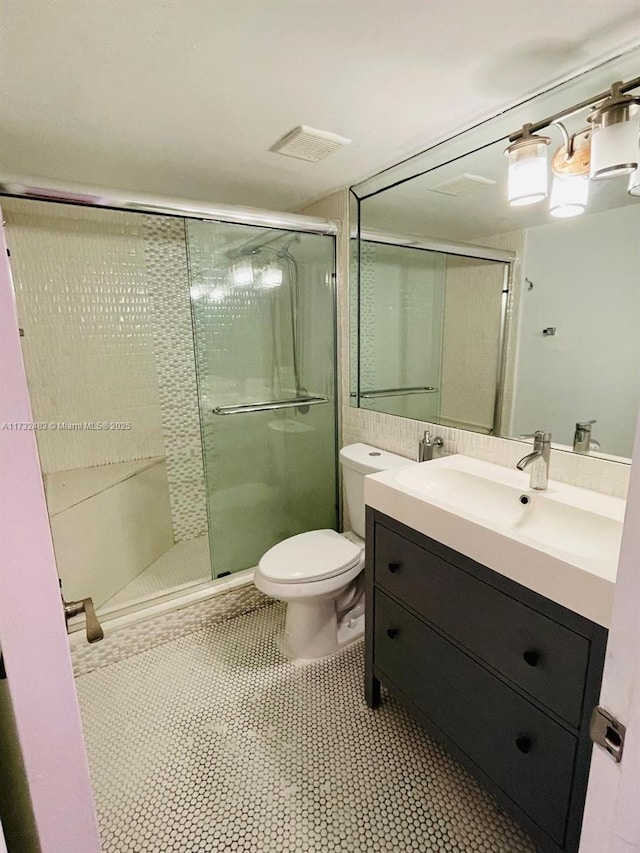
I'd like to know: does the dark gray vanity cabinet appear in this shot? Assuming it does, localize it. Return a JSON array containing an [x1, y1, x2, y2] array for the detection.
[[365, 509, 608, 853]]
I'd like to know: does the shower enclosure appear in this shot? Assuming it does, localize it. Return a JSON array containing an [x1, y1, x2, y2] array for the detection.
[[187, 220, 337, 577], [1, 186, 338, 615]]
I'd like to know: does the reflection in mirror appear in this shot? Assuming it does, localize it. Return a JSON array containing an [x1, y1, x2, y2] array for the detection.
[[352, 48, 640, 460], [352, 236, 511, 433]]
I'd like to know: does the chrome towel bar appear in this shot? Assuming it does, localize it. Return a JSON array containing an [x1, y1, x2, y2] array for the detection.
[[213, 395, 329, 415], [351, 386, 438, 399]]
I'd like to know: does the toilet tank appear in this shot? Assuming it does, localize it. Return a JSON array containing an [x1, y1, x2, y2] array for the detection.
[[339, 443, 414, 538]]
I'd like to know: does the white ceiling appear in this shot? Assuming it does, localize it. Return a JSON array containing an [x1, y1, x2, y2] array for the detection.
[[1, 0, 640, 213]]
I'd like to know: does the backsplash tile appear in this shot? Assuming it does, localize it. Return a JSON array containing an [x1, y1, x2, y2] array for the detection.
[[342, 405, 630, 499]]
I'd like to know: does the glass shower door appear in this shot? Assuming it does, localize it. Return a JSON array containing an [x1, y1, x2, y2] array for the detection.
[[186, 220, 337, 578]]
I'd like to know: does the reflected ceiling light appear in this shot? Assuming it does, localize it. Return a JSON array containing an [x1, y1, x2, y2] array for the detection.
[[588, 82, 640, 180], [261, 264, 284, 288], [504, 127, 550, 206], [549, 127, 590, 218], [189, 284, 207, 301], [208, 286, 228, 302], [231, 260, 254, 286]]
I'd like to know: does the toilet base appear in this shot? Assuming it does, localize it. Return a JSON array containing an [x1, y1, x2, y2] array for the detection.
[[282, 598, 338, 660], [280, 597, 365, 663]]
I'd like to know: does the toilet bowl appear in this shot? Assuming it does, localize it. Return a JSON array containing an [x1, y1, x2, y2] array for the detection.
[[254, 443, 413, 661]]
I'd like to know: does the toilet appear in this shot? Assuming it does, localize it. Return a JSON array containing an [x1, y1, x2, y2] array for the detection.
[[254, 443, 414, 661]]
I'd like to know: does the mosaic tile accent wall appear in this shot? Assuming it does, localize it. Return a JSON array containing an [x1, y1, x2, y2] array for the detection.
[[307, 190, 631, 503], [71, 579, 268, 677], [4, 199, 165, 473], [143, 216, 208, 542]]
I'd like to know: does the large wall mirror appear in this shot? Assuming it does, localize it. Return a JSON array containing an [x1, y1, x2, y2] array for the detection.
[[351, 48, 640, 461]]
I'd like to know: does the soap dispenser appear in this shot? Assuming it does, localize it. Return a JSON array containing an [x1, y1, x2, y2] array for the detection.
[[418, 430, 444, 462]]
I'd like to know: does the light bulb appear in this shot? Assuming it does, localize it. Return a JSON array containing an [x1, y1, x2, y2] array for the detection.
[[505, 134, 550, 207], [549, 174, 589, 218], [588, 88, 640, 180]]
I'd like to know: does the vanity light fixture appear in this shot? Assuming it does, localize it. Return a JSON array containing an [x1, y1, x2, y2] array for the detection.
[[505, 75, 640, 212], [588, 82, 640, 180], [504, 126, 550, 206]]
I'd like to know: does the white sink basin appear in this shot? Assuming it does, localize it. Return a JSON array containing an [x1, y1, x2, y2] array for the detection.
[[366, 454, 626, 627]]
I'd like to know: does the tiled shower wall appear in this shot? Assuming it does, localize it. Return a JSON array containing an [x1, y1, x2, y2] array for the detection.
[[4, 200, 165, 473], [4, 199, 207, 541], [303, 190, 631, 503]]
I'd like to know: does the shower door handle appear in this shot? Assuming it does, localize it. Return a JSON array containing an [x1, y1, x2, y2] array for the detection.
[[212, 395, 329, 415], [60, 581, 104, 644]]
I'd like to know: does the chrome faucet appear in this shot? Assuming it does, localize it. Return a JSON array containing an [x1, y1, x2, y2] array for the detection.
[[573, 420, 599, 454], [517, 431, 551, 490], [418, 430, 444, 462]]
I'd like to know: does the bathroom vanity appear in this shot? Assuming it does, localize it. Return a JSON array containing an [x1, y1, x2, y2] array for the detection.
[[363, 456, 622, 853]]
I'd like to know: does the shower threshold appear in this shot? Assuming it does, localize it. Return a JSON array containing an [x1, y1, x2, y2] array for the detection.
[[67, 538, 256, 638]]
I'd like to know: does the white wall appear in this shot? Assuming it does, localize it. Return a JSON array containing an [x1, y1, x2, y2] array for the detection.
[[512, 204, 640, 457]]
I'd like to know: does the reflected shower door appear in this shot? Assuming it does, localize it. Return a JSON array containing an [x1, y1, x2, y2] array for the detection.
[[186, 220, 337, 577]]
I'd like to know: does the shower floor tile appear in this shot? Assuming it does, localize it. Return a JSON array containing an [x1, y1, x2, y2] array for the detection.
[[104, 534, 210, 609], [76, 604, 537, 853]]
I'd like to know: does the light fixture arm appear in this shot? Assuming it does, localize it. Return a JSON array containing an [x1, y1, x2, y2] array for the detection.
[[509, 75, 640, 143], [553, 121, 573, 158]]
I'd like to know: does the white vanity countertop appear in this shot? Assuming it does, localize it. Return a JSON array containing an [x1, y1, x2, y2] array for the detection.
[[365, 454, 626, 628]]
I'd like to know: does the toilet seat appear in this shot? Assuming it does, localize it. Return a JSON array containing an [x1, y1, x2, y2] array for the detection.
[[258, 529, 362, 584]]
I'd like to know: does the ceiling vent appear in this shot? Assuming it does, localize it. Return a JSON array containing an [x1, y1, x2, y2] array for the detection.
[[271, 125, 352, 162], [428, 173, 496, 196]]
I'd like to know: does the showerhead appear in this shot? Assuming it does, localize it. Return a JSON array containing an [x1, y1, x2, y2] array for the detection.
[[276, 235, 301, 257], [227, 232, 301, 260]]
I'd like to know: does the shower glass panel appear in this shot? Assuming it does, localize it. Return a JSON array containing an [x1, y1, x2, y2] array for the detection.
[[186, 220, 337, 578], [3, 199, 211, 614], [358, 240, 445, 421]]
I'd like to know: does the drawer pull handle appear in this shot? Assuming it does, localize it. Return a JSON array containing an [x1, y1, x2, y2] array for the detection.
[[515, 736, 532, 754], [523, 650, 540, 667], [386, 628, 398, 639], [388, 562, 401, 573]]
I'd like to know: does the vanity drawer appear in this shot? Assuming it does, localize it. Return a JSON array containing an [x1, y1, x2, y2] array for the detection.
[[374, 524, 590, 727], [375, 591, 577, 847]]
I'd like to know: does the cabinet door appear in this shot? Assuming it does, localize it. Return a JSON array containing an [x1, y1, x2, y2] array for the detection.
[[375, 590, 577, 847], [375, 522, 590, 727]]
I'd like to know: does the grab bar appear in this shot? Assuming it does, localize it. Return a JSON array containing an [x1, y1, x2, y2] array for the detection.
[[213, 394, 329, 415], [351, 386, 439, 400]]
